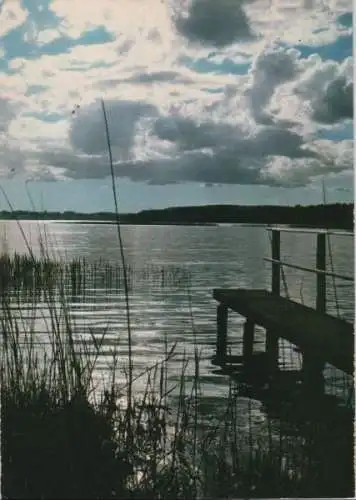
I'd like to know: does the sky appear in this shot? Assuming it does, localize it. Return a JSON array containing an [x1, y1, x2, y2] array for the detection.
[[0, 0, 353, 213]]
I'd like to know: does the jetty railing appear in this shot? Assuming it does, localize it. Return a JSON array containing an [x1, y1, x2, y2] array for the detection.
[[264, 227, 354, 315]]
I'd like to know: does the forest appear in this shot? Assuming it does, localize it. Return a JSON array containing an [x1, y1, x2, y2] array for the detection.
[[0, 203, 353, 229]]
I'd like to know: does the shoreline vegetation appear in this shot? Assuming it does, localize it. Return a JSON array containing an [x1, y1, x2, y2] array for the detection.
[[1, 253, 354, 499], [0, 202, 353, 229]]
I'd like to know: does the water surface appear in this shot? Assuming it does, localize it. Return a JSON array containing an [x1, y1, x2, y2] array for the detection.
[[1, 221, 353, 435]]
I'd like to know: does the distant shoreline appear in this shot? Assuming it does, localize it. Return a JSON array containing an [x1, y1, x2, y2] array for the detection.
[[56, 221, 353, 231], [0, 202, 353, 230]]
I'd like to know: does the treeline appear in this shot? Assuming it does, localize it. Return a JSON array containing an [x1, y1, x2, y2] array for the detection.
[[0, 203, 353, 230], [133, 203, 353, 229]]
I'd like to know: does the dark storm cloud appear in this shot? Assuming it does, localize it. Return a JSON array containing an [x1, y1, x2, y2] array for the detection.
[[37, 97, 322, 187], [69, 99, 159, 160], [174, 0, 255, 47], [153, 115, 316, 160], [294, 56, 353, 124], [312, 76, 353, 123]]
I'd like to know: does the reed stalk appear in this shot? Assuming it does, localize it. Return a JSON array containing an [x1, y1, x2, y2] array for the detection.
[[101, 99, 133, 442]]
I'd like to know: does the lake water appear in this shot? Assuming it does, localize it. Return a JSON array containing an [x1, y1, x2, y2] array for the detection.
[[1, 220, 354, 440]]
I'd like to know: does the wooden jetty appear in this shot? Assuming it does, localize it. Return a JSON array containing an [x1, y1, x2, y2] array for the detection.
[[212, 228, 354, 389]]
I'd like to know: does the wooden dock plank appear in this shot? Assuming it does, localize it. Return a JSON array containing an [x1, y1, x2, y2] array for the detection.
[[213, 288, 354, 375]]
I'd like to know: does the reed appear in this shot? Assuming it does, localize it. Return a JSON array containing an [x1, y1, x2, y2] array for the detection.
[[0, 252, 191, 297]]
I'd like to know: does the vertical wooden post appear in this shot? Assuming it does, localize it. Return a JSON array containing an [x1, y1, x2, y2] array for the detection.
[[243, 319, 254, 366], [216, 304, 228, 360], [266, 332, 279, 375], [271, 230, 281, 296], [266, 230, 280, 374], [301, 232, 326, 394], [316, 232, 326, 313], [301, 352, 325, 396]]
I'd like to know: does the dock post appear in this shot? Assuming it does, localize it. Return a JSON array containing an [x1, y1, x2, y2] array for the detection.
[[243, 319, 255, 366], [266, 332, 279, 375], [316, 232, 326, 313], [301, 352, 325, 396], [271, 229, 281, 296], [301, 232, 326, 394], [216, 304, 228, 360], [266, 229, 280, 374]]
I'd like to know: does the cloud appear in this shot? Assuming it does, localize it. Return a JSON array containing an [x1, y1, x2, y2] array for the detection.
[[27, 97, 348, 188], [0, 0, 27, 37], [49, 0, 174, 43], [0, 1, 352, 191], [152, 115, 233, 151], [172, 0, 351, 54], [47, 0, 352, 53], [295, 58, 353, 123], [244, 0, 351, 48], [246, 45, 300, 123], [4, 43, 354, 187], [174, 0, 255, 47], [0, 98, 16, 132], [70, 99, 159, 160], [249, 46, 353, 128], [152, 113, 315, 161], [34, 135, 348, 188], [312, 75, 353, 123]]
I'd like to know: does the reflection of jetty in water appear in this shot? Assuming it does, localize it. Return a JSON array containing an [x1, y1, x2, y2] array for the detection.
[[211, 227, 354, 497]]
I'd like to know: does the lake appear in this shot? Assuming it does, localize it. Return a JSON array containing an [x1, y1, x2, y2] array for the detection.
[[1, 220, 354, 438]]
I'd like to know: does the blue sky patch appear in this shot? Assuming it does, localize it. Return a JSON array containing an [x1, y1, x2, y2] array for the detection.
[[295, 33, 352, 61], [23, 111, 63, 122], [180, 55, 250, 75], [203, 87, 225, 94], [317, 122, 353, 141], [2, 24, 115, 61]]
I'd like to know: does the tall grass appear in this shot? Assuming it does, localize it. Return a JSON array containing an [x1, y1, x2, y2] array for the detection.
[[0, 263, 249, 497]]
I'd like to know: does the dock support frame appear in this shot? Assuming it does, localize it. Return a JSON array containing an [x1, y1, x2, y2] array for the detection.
[[300, 232, 327, 393], [242, 319, 255, 366], [216, 303, 228, 360]]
